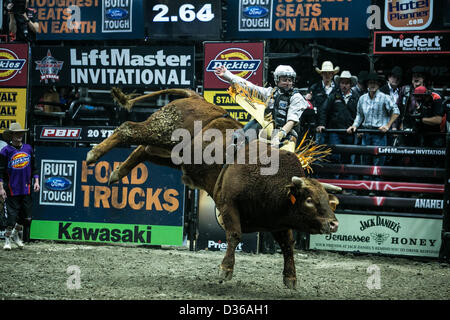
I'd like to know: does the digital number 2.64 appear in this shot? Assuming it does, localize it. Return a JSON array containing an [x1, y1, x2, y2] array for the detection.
[[153, 3, 215, 23]]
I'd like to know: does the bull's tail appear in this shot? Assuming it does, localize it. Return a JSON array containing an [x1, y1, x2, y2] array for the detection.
[[111, 87, 199, 111]]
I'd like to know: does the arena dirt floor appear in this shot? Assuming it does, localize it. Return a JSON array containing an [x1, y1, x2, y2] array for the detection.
[[0, 241, 449, 300]]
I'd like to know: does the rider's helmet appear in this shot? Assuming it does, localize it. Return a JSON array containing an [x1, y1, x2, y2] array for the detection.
[[273, 65, 296, 83]]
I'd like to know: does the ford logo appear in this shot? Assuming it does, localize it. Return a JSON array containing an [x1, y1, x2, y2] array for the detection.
[[45, 177, 72, 191], [106, 8, 129, 20], [243, 6, 268, 18]]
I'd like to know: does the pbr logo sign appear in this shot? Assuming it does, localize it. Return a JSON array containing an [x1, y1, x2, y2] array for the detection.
[[239, 0, 272, 31], [205, 47, 261, 84], [40, 127, 82, 139], [102, 0, 132, 33], [0, 48, 26, 83], [35, 50, 64, 84], [40, 160, 77, 207]]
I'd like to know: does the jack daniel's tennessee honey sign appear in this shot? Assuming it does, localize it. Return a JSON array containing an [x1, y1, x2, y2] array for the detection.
[[385, 0, 433, 31]]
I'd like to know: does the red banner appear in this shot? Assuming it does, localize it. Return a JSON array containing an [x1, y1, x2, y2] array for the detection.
[[203, 42, 264, 89], [319, 179, 444, 193], [0, 44, 29, 87]]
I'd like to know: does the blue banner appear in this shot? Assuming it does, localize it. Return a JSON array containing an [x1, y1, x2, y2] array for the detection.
[[226, 0, 370, 39], [33, 146, 184, 227], [29, 0, 144, 40]]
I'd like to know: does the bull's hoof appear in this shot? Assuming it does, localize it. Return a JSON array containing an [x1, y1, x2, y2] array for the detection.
[[109, 170, 121, 185], [219, 265, 233, 282], [86, 151, 99, 165], [283, 277, 297, 289]]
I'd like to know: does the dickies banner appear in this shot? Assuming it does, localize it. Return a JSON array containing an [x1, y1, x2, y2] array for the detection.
[[30, 46, 195, 89], [226, 0, 371, 39], [29, 0, 144, 40], [0, 44, 29, 88], [145, 0, 221, 40], [203, 42, 264, 89], [31, 146, 185, 246]]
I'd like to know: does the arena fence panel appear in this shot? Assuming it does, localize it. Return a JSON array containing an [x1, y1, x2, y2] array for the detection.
[[308, 129, 448, 259]]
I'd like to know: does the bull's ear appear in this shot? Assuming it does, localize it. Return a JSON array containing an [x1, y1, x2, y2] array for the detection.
[[285, 183, 296, 205], [328, 194, 339, 211]]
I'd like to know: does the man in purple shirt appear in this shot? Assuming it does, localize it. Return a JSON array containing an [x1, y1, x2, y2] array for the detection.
[[0, 123, 40, 250]]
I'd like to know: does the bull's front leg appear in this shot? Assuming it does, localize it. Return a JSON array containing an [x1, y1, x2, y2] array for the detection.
[[272, 229, 297, 289], [109, 145, 179, 185], [218, 203, 242, 282], [109, 145, 147, 184]]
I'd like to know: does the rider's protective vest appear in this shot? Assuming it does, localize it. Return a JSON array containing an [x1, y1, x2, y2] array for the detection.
[[269, 88, 299, 128]]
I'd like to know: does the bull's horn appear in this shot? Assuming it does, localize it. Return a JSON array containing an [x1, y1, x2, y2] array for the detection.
[[320, 182, 342, 192], [291, 176, 304, 186]]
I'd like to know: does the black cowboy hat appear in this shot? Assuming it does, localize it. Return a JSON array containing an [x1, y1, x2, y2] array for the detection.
[[357, 70, 369, 84], [364, 72, 384, 86], [411, 66, 428, 78], [388, 66, 403, 79]]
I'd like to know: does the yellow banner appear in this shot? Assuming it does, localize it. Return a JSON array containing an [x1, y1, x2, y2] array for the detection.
[[203, 90, 251, 125], [0, 88, 27, 133]]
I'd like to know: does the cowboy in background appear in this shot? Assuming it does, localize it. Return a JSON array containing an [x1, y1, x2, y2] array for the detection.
[[380, 66, 403, 105], [0, 123, 40, 250], [347, 72, 400, 169], [305, 61, 339, 145], [352, 70, 368, 98], [317, 71, 359, 179]]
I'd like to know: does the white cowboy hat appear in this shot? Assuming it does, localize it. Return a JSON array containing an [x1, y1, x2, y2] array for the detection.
[[2, 122, 28, 142], [315, 61, 340, 75], [334, 70, 358, 86]]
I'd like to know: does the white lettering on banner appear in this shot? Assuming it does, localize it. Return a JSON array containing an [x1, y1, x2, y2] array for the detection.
[[69, 49, 192, 86], [208, 240, 243, 251], [381, 35, 441, 48], [70, 49, 191, 67], [41, 128, 81, 138], [414, 199, 444, 209]]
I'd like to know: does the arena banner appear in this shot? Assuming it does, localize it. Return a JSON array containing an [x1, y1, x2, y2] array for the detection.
[[203, 90, 250, 125], [225, 0, 370, 39], [145, 0, 221, 40], [0, 44, 29, 88], [30, 46, 195, 89], [310, 213, 442, 258], [29, 0, 144, 40], [371, 0, 444, 31], [203, 42, 264, 90], [30, 146, 185, 246], [0, 88, 27, 133], [34, 125, 115, 142], [196, 190, 258, 253], [374, 30, 450, 54]]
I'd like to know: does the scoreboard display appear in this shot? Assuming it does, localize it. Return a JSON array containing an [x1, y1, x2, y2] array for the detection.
[[145, 0, 222, 39]]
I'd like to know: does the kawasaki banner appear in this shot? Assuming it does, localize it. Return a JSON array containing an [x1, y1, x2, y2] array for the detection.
[[310, 213, 442, 258], [31, 146, 185, 246]]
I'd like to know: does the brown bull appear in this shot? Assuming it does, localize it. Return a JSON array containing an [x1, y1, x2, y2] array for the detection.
[[86, 88, 340, 289]]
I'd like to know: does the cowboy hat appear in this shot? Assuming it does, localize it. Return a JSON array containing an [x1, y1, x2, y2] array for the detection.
[[334, 70, 357, 86], [315, 61, 340, 75], [387, 66, 403, 79], [2, 122, 28, 142], [363, 72, 384, 86]]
